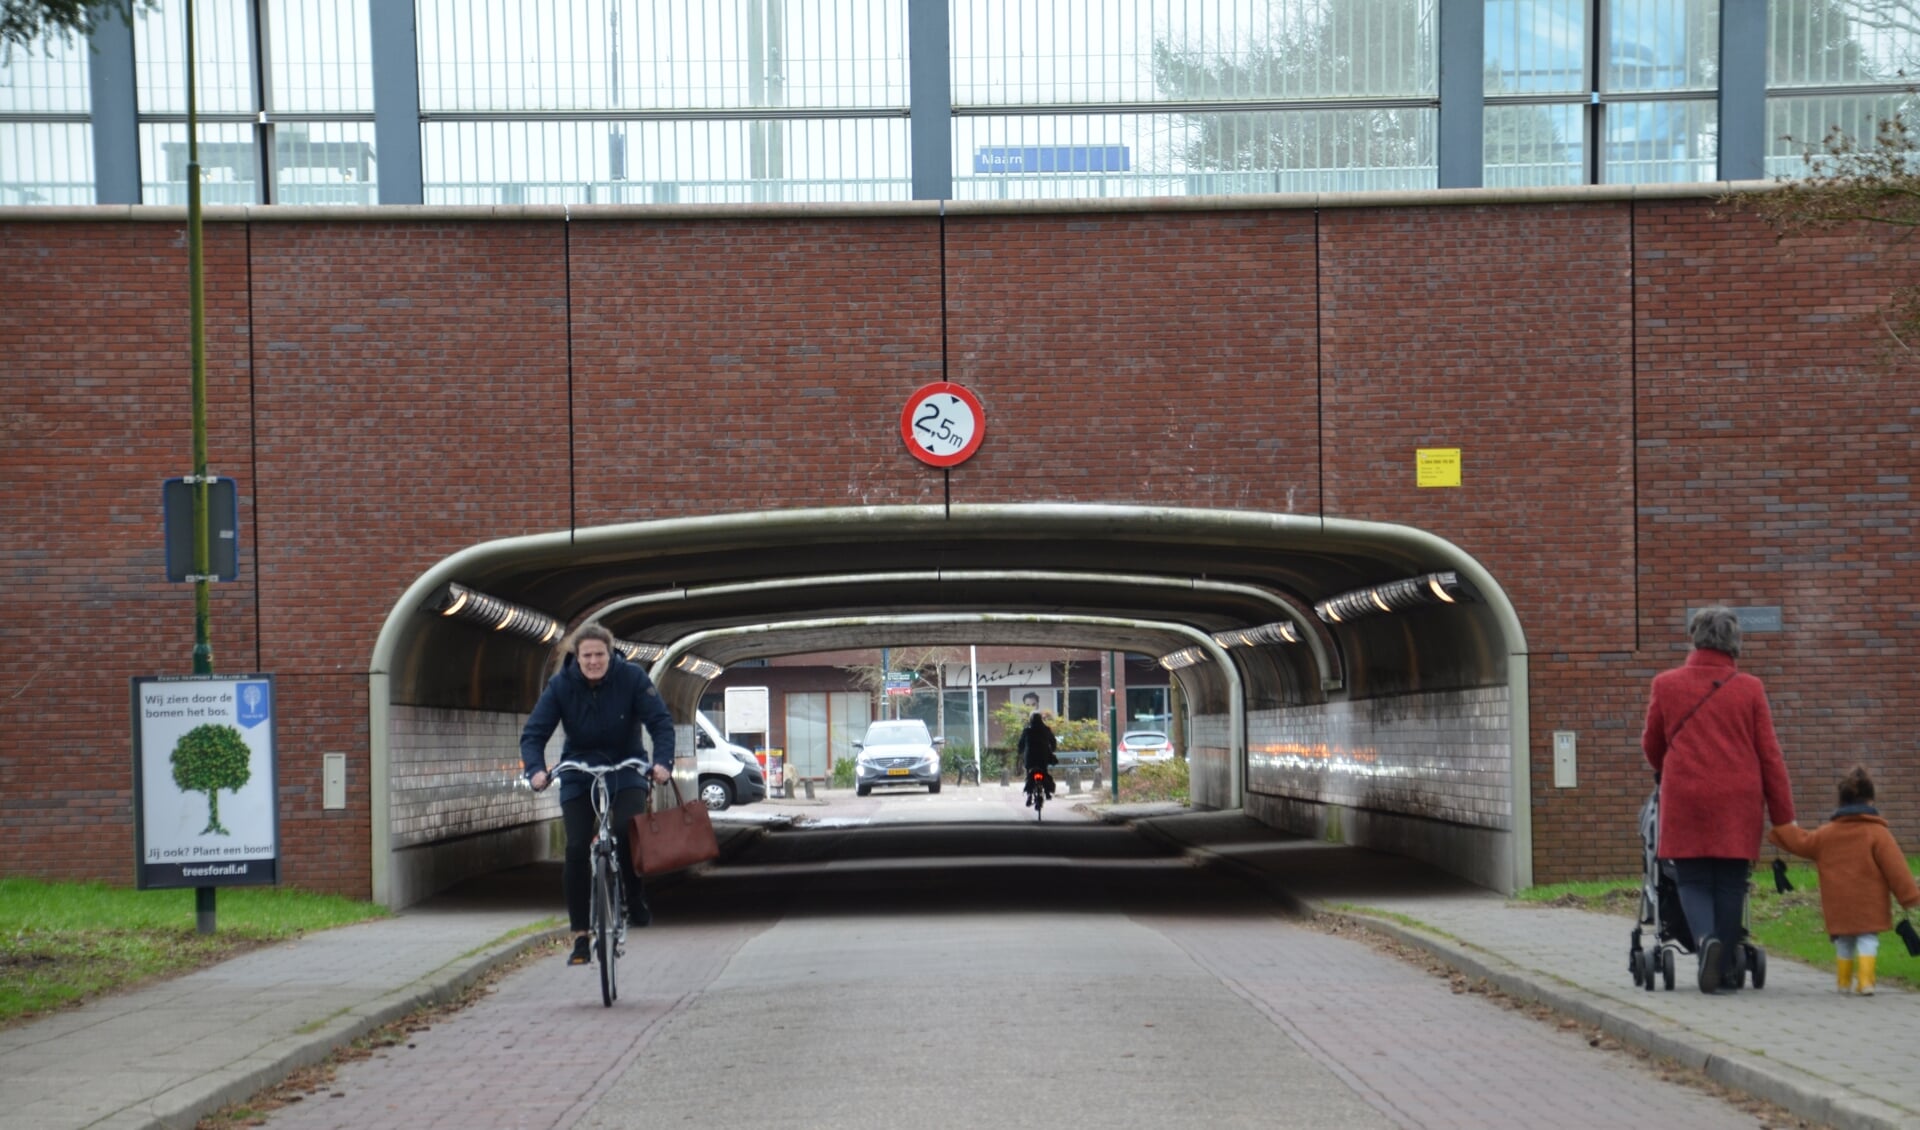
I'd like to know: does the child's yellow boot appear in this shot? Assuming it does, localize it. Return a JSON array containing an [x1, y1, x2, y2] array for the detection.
[[1836, 957, 1855, 993], [1856, 955, 1876, 996]]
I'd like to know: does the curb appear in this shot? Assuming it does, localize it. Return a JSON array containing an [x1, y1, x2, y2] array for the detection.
[[123, 824, 772, 1128], [1331, 910, 1913, 1130], [127, 925, 569, 1130], [1127, 818, 1914, 1130]]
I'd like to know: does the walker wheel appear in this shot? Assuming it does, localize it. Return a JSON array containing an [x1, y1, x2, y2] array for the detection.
[[1660, 947, 1676, 991]]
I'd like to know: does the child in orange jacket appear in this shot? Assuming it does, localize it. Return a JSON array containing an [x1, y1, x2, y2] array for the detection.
[[1769, 766, 1920, 996]]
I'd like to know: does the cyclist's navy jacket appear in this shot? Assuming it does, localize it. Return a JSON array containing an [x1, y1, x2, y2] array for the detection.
[[519, 651, 676, 805]]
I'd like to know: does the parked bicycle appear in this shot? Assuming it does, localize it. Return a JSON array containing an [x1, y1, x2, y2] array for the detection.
[[525, 757, 648, 1007]]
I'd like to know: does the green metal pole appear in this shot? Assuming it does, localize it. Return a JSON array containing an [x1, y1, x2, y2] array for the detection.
[[188, 0, 211, 681], [185, 0, 215, 936], [1108, 650, 1119, 800]]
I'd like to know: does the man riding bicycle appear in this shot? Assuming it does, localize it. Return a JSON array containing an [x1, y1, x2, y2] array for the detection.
[[522, 624, 675, 966], [1020, 711, 1058, 807]]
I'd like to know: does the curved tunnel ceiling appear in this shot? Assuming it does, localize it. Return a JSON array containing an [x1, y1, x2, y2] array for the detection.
[[372, 504, 1526, 715], [639, 612, 1243, 720]]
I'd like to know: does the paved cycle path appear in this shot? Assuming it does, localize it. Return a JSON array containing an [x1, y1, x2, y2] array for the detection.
[[2, 810, 1915, 1130]]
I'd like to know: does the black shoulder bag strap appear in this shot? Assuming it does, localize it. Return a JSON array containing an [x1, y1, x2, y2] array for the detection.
[[1666, 672, 1739, 745]]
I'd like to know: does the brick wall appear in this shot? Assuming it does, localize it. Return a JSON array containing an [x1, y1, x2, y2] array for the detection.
[[1520, 201, 1920, 882], [4, 194, 1915, 895]]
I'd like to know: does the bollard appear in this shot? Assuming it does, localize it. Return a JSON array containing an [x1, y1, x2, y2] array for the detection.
[[1068, 770, 1082, 794], [803, 778, 816, 800], [999, 766, 1010, 787], [1092, 767, 1103, 792]]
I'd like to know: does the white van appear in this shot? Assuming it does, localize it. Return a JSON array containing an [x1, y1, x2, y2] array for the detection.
[[694, 711, 767, 811]]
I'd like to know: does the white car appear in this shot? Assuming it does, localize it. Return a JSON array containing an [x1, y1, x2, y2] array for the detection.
[[1118, 730, 1175, 769], [853, 719, 944, 796]]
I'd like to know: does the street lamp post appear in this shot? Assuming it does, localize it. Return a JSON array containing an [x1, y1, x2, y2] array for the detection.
[[184, 0, 217, 936]]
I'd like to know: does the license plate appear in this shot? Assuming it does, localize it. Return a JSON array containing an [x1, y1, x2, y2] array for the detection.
[[886, 768, 911, 776]]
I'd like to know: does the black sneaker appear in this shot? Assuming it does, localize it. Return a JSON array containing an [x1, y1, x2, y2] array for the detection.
[[1696, 938, 1722, 994], [568, 935, 592, 966], [628, 893, 652, 929]]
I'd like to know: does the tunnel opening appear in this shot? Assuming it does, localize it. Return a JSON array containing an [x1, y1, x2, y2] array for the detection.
[[368, 504, 1528, 908]]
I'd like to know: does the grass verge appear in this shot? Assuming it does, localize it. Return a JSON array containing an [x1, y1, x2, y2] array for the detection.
[[0, 878, 388, 1027], [1514, 855, 1920, 989]]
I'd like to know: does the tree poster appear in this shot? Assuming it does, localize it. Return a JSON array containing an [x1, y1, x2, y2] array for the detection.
[[132, 674, 279, 889]]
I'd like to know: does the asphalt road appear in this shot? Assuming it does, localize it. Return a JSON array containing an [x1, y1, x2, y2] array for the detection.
[[245, 816, 1781, 1130]]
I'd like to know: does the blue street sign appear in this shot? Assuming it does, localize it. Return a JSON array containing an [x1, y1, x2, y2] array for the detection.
[[973, 146, 1131, 174]]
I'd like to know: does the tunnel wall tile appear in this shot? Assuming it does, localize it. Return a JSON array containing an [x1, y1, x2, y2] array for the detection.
[[389, 705, 551, 849], [1245, 688, 1514, 831]]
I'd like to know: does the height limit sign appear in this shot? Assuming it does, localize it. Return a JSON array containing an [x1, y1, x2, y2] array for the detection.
[[900, 382, 986, 468]]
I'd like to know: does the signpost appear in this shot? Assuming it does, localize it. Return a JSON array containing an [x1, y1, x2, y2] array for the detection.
[[900, 382, 986, 468], [132, 674, 279, 895]]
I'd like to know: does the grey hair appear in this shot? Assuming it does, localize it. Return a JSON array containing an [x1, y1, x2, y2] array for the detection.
[[1687, 606, 1741, 657]]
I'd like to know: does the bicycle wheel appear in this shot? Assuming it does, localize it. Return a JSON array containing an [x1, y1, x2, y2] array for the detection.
[[592, 852, 618, 1007]]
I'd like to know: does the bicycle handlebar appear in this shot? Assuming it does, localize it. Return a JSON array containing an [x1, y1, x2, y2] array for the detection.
[[519, 758, 654, 791]]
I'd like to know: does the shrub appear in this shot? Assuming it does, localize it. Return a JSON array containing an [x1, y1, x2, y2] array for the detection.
[[1117, 759, 1189, 805], [831, 758, 855, 789]]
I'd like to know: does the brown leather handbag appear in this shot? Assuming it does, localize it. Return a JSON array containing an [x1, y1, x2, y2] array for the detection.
[[629, 779, 720, 876]]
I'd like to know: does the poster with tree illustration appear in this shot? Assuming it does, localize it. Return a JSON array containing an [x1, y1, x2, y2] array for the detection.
[[132, 674, 279, 890]]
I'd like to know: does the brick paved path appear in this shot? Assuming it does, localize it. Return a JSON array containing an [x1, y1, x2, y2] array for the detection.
[[257, 826, 1779, 1130]]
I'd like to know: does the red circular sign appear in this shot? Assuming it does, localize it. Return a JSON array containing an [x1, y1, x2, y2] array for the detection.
[[900, 382, 986, 468]]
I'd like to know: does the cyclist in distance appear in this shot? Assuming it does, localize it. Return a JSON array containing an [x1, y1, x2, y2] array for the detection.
[[1020, 710, 1058, 807], [522, 624, 675, 966]]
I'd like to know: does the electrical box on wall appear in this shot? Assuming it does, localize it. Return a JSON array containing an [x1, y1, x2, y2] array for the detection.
[[1552, 732, 1577, 789], [323, 753, 346, 810]]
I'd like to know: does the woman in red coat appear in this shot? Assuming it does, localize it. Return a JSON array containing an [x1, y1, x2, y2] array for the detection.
[[1642, 606, 1797, 994]]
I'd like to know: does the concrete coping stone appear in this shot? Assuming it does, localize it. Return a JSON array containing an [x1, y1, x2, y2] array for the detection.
[[0, 180, 1781, 225]]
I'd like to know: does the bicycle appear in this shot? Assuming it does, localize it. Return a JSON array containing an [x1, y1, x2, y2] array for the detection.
[[526, 757, 649, 1007], [1025, 769, 1051, 821]]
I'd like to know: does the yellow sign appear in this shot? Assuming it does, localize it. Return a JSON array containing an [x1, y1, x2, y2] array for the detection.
[[1416, 448, 1461, 488]]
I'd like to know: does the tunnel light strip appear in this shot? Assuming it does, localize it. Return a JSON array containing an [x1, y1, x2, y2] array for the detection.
[[1211, 621, 1302, 649], [1157, 646, 1209, 670], [428, 583, 562, 645], [674, 654, 724, 679], [614, 639, 665, 663], [1314, 571, 1465, 626]]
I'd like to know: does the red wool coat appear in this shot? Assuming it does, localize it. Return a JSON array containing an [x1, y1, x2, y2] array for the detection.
[[1642, 649, 1796, 860]]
